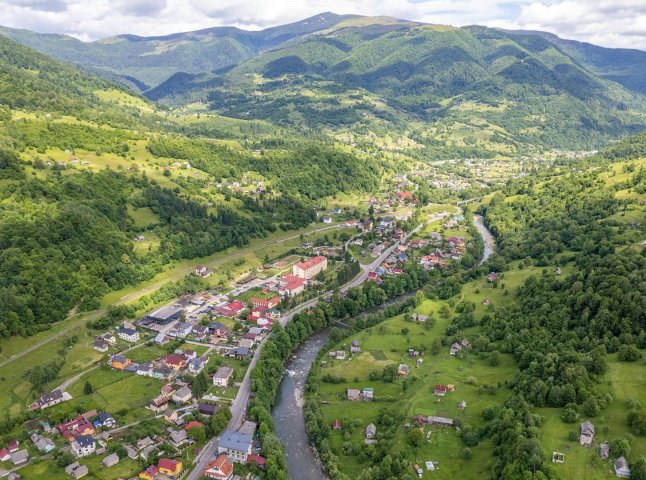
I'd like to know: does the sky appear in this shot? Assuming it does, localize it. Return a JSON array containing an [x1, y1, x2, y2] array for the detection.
[[1, 0, 645, 50]]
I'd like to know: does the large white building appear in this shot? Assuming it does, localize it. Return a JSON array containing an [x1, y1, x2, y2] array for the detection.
[[293, 256, 328, 280]]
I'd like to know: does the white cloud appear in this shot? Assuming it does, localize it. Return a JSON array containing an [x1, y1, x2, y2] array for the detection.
[[0, 0, 644, 50]]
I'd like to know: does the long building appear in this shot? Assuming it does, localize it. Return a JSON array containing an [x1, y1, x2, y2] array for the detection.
[[292, 256, 327, 280], [145, 305, 185, 325]]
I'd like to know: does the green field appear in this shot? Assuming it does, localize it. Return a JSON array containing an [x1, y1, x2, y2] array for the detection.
[[313, 298, 516, 479]]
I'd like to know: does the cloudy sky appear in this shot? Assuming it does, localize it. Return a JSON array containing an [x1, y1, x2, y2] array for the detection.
[[1, 0, 645, 50]]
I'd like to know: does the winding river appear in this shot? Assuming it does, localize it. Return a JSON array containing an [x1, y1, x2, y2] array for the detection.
[[272, 216, 497, 479]]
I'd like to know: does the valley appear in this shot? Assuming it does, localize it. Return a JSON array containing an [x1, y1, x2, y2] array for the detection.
[[0, 10, 645, 480]]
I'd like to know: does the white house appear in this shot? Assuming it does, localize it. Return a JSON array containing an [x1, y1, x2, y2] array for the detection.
[[213, 367, 234, 387], [71, 436, 96, 457], [117, 326, 139, 343]]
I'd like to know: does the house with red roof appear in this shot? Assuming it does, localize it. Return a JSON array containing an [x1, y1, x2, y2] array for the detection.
[[0, 448, 10, 461], [250, 297, 280, 309], [292, 256, 327, 279], [216, 301, 245, 317], [7, 440, 19, 453], [162, 355, 186, 371], [139, 465, 158, 480], [278, 275, 306, 297], [185, 420, 204, 431], [247, 454, 266, 468], [158, 458, 182, 476], [204, 453, 233, 480]]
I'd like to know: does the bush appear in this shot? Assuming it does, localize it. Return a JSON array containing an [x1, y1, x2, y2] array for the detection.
[[561, 407, 579, 423]]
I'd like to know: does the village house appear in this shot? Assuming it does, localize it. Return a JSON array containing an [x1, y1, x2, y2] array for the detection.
[[213, 367, 234, 387], [189, 358, 207, 375], [580, 420, 595, 447], [117, 326, 139, 343], [99, 332, 116, 345], [71, 436, 96, 457], [158, 458, 183, 477], [209, 322, 229, 338], [29, 389, 67, 411], [111, 354, 131, 370], [434, 385, 447, 396], [148, 395, 169, 413], [198, 403, 220, 416], [599, 441, 610, 460], [136, 363, 153, 376], [164, 408, 179, 424], [65, 462, 88, 479], [57, 414, 96, 441], [365, 423, 377, 444], [10, 449, 29, 466], [487, 272, 499, 282], [172, 386, 193, 404], [93, 412, 116, 429], [218, 430, 253, 463], [7, 440, 19, 452], [169, 429, 188, 448], [450, 342, 462, 355], [398, 364, 410, 376], [195, 265, 213, 278], [204, 453, 234, 480], [239, 338, 254, 349], [103, 453, 120, 468], [0, 448, 10, 462], [139, 465, 158, 480], [427, 416, 454, 427], [614, 457, 631, 478], [163, 354, 187, 371], [93, 339, 109, 352], [347, 389, 361, 401], [30, 433, 54, 453], [350, 340, 362, 354]]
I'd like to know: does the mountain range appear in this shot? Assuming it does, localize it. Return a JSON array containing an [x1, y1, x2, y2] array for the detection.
[[2, 12, 646, 153]]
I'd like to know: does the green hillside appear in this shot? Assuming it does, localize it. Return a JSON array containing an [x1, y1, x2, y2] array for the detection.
[[0, 35, 381, 338]]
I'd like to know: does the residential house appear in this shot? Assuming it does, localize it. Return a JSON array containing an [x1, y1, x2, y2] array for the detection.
[[599, 441, 610, 460], [347, 389, 361, 401], [450, 342, 462, 355], [614, 457, 631, 478], [174, 323, 193, 339], [204, 453, 234, 480], [0, 448, 10, 462], [192, 325, 209, 340], [216, 301, 245, 318], [362, 387, 374, 401], [398, 364, 410, 376], [29, 389, 66, 410], [152, 366, 171, 380], [65, 462, 88, 479], [117, 326, 139, 343], [163, 354, 186, 371], [172, 386, 192, 404], [239, 338, 254, 349], [139, 465, 158, 480], [148, 395, 169, 413], [195, 265, 213, 278], [198, 403, 220, 416], [213, 367, 234, 387], [487, 272, 499, 282], [434, 385, 447, 397], [103, 453, 119, 467], [188, 358, 207, 375], [336, 350, 346, 360], [580, 421, 595, 447], [93, 339, 109, 352], [164, 409, 178, 424], [233, 346, 251, 359], [209, 322, 229, 338], [136, 363, 153, 377], [100, 333, 116, 345], [180, 349, 197, 360], [7, 440, 19, 452], [427, 416, 454, 427], [111, 355, 131, 370], [30, 433, 54, 453], [365, 423, 377, 441], [218, 430, 252, 463], [10, 450, 29, 465], [169, 429, 188, 448], [158, 458, 183, 477], [71, 436, 95, 457]]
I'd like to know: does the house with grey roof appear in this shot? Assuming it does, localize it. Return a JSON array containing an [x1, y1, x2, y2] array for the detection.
[[10, 449, 29, 465], [614, 456, 631, 478], [102, 453, 119, 467], [218, 430, 252, 463], [65, 462, 88, 479], [580, 420, 595, 447]]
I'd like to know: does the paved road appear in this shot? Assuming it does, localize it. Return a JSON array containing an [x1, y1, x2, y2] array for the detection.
[[0, 224, 348, 369], [184, 216, 447, 479]]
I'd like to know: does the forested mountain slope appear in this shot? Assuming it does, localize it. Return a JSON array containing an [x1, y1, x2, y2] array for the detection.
[[0, 36, 381, 338]]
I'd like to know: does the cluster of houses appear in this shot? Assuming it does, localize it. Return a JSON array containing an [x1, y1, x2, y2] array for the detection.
[[0, 439, 28, 467], [109, 346, 208, 381], [450, 338, 471, 355], [575, 420, 632, 478]]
